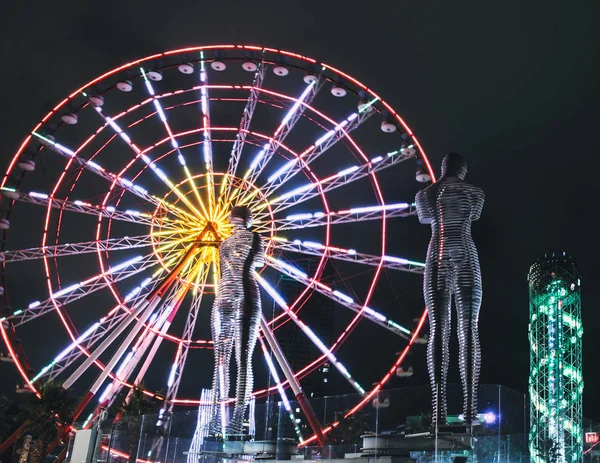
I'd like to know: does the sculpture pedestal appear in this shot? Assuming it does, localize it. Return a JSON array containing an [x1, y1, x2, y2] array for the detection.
[[361, 428, 473, 461], [224, 439, 298, 459], [187, 438, 298, 460]]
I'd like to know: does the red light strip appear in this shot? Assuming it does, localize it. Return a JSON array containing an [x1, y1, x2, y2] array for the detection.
[[1, 46, 434, 427]]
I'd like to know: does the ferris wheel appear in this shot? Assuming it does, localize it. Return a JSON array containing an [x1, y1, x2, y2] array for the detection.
[[0, 45, 434, 445]]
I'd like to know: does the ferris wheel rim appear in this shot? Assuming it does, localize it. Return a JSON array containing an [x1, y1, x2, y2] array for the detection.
[[0, 44, 435, 439]]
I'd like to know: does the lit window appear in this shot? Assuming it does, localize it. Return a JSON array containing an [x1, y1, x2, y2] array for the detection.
[[323, 378, 328, 383]]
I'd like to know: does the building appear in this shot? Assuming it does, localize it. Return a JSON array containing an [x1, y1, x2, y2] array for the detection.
[[528, 252, 583, 462], [275, 258, 335, 398]]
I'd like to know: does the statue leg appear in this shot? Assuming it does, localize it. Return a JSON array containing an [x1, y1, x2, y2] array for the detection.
[[424, 264, 452, 426], [455, 284, 482, 424], [229, 291, 261, 434], [210, 303, 235, 435]]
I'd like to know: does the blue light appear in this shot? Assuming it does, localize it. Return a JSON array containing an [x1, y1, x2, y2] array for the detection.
[[483, 411, 497, 424]]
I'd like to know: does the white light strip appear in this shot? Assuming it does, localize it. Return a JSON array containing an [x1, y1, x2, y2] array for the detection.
[[268, 257, 307, 279], [278, 81, 317, 132], [256, 274, 365, 394], [342, 202, 411, 215]]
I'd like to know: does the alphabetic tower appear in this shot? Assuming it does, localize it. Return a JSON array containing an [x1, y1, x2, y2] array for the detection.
[[528, 253, 583, 462]]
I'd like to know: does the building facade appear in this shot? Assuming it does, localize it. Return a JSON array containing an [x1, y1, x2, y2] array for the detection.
[[276, 262, 335, 398], [528, 253, 583, 462]]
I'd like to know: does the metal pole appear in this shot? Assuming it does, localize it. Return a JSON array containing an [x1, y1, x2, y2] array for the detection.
[[498, 385, 501, 463], [136, 415, 146, 463], [259, 314, 326, 448], [106, 426, 114, 463], [374, 391, 379, 459]]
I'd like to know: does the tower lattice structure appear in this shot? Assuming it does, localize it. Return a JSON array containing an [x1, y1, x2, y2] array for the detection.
[[528, 253, 583, 462]]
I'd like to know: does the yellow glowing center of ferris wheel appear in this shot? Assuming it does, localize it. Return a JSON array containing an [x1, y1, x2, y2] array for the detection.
[[149, 173, 265, 292]]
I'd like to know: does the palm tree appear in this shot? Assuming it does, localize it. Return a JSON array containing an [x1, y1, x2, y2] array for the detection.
[[15, 380, 75, 459], [119, 385, 160, 463]]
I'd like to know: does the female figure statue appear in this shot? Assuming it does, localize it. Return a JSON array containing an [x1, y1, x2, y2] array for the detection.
[[210, 206, 265, 436]]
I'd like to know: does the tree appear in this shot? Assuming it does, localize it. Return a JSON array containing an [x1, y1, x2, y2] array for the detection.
[[328, 410, 371, 446], [119, 385, 160, 463], [15, 381, 75, 459], [0, 395, 16, 444]]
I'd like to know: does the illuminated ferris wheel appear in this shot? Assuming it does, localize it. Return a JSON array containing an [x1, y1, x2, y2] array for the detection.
[[0, 45, 434, 444]]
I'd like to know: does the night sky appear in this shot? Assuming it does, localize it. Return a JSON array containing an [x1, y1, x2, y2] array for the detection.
[[1, 0, 599, 422]]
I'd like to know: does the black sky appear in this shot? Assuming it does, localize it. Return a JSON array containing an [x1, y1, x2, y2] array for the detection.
[[1, 0, 599, 420]]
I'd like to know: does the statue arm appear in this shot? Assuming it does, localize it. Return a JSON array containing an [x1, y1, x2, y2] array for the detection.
[[415, 189, 433, 224], [253, 233, 266, 268], [471, 187, 485, 221]]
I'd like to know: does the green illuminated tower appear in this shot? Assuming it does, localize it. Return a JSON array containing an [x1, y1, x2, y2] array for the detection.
[[528, 253, 583, 462]]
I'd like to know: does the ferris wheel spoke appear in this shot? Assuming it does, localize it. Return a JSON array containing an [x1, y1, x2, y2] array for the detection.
[[256, 273, 366, 395], [63, 242, 202, 414], [89, 94, 205, 221], [220, 62, 268, 205], [273, 239, 425, 275], [261, 144, 417, 215], [2, 234, 153, 263], [126, 281, 192, 405], [260, 106, 375, 199], [34, 311, 130, 385], [266, 257, 412, 339], [8, 252, 163, 327], [255, 202, 416, 233], [235, 77, 324, 198], [97, 279, 190, 410], [31, 274, 165, 384], [257, 335, 305, 442], [11, 190, 183, 229], [30, 132, 190, 222], [139, 70, 210, 218], [163, 266, 211, 410], [198, 54, 216, 217]]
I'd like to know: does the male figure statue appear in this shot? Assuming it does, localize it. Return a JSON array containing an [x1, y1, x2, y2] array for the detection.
[[210, 206, 265, 436], [415, 153, 484, 426]]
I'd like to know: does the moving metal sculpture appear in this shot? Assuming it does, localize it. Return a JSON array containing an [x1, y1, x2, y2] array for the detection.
[[209, 206, 265, 436], [415, 153, 485, 426]]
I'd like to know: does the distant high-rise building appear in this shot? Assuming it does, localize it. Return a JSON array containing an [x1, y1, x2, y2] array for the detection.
[[275, 259, 335, 398], [528, 253, 583, 463]]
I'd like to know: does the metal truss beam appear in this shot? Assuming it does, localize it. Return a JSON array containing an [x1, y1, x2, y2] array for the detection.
[[3, 234, 153, 263], [16, 192, 182, 229], [267, 147, 417, 215], [242, 78, 324, 187], [34, 278, 164, 383], [32, 132, 191, 222], [9, 253, 161, 326], [164, 273, 208, 410], [267, 258, 412, 339], [221, 62, 267, 203], [255, 203, 417, 232], [260, 109, 375, 198], [273, 240, 425, 275]]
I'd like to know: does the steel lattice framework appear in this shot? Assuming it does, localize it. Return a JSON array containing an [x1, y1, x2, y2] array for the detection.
[[528, 253, 583, 463], [0, 45, 436, 450]]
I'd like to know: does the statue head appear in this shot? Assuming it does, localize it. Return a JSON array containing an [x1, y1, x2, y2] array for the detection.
[[441, 153, 467, 180], [229, 205, 253, 229]]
